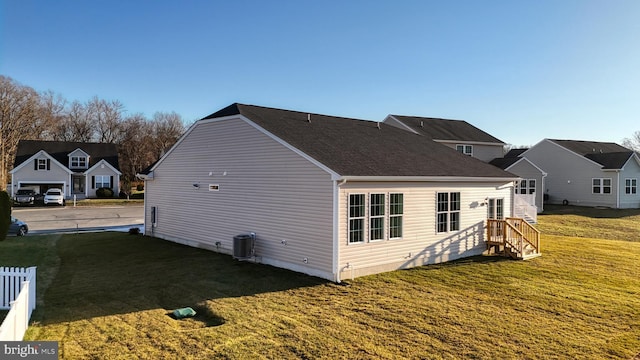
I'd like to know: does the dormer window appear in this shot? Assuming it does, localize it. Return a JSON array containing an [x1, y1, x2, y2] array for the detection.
[[70, 156, 87, 169], [456, 144, 473, 156]]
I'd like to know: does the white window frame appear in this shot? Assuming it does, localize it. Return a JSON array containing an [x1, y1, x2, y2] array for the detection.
[[70, 156, 87, 168], [95, 175, 111, 189], [369, 193, 385, 241], [389, 193, 403, 239], [456, 144, 473, 156], [625, 178, 637, 194], [348, 192, 405, 243], [592, 178, 612, 194], [348, 194, 366, 244], [516, 179, 536, 195], [437, 192, 461, 233], [37, 158, 47, 170]]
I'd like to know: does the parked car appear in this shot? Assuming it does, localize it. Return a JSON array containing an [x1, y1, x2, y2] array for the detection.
[[13, 189, 37, 206], [43, 188, 65, 206], [9, 216, 28, 236]]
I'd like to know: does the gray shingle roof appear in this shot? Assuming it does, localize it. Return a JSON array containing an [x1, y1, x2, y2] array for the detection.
[[14, 140, 120, 170], [388, 115, 505, 144], [550, 139, 633, 169], [489, 157, 521, 170], [202, 104, 516, 178]]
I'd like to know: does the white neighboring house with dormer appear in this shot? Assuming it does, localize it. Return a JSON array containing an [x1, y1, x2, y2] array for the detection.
[[10, 140, 121, 199]]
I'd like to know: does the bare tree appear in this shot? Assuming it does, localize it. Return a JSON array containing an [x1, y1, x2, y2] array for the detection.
[[87, 96, 124, 143], [0, 76, 42, 189], [151, 111, 185, 158], [622, 131, 640, 152], [117, 114, 154, 182]]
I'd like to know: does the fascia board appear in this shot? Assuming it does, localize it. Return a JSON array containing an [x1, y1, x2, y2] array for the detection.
[[67, 148, 90, 158], [506, 157, 548, 176], [86, 159, 122, 175], [338, 176, 519, 183], [10, 150, 73, 174], [435, 139, 505, 146]]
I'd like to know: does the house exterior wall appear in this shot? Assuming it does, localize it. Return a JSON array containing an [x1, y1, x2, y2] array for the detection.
[[86, 166, 120, 198], [523, 140, 618, 207], [619, 158, 640, 208], [507, 160, 545, 212], [144, 118, 336, 280], [438, 142, 505, 162], [11, 157, 70, 196], [336, 180, 514, 280]]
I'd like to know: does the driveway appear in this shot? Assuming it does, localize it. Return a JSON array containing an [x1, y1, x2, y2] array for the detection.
[[11, 205, 144, 234]]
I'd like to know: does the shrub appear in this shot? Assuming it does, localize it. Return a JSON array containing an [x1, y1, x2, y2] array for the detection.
[[96, 187, 115, 198], [136, 184, 144, 191], [130, 192, 144, 199], [0, 191, 11, 241]]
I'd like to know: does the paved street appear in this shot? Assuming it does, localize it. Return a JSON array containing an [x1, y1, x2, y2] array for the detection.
[[11, 205, 144, 234]]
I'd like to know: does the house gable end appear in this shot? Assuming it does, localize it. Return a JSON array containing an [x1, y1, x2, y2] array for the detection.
[[10, 150, 72, 175]]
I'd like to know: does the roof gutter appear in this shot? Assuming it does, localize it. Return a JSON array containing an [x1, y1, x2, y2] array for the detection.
[[337, 176, 519, 183]]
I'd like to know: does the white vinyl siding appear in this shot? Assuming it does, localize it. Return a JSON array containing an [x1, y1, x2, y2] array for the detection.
[[620, 159, 640, 208], [505, 159, 545, 213], [439, 142, 504, 162], [145, 118, 335, 279], [338, 181, 514, 279]]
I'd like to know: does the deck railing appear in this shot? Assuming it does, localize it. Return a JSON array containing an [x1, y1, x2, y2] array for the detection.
[[487, 218, 540, 259]]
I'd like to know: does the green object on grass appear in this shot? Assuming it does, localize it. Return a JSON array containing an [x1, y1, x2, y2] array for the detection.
[[173, 307, 196, 319]]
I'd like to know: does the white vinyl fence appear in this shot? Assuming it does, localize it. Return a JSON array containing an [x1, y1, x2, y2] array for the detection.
[[0, 267, 37, 341]]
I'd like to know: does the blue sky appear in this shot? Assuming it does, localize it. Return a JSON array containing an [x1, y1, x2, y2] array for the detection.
[[1, 1, 639, 147]]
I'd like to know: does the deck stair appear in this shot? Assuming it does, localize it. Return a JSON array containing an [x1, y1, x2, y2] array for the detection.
[[486, 217, 541, 260]]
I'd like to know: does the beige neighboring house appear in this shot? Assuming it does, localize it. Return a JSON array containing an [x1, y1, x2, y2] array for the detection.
[[383, 115, 506, 162], [521, 139, 640, 208], [10, 140, 121, 199], [139, 103, 529, 282]]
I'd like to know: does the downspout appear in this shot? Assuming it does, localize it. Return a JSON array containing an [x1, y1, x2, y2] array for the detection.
[[616, 170, 620, 209], [333, 178, 347, 283]]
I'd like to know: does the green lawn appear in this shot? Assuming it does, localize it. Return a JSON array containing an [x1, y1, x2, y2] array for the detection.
[[1, 207, 639, 359]]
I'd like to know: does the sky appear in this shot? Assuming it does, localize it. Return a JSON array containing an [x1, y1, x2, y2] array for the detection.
[[1, 0, 639, 147]]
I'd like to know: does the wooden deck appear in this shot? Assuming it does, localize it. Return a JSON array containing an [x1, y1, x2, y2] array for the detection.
[[487, 218, 541, 260]]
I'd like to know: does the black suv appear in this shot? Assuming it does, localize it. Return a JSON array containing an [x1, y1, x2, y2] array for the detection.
[[13, 189, 37, 206]]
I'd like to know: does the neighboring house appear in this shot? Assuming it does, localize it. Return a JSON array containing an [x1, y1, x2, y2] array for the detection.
[[140, 103, 524, 282], [383, 114, 544, 218], [521, 139, 640, 208], [383, 115, 506, 162], [490, 149, 547, 215], [10, 140, 121, 199]]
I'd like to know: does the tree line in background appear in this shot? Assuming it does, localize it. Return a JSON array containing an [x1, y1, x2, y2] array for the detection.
[[0, 75, 187, 191], [622, 132, 640, 153]]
